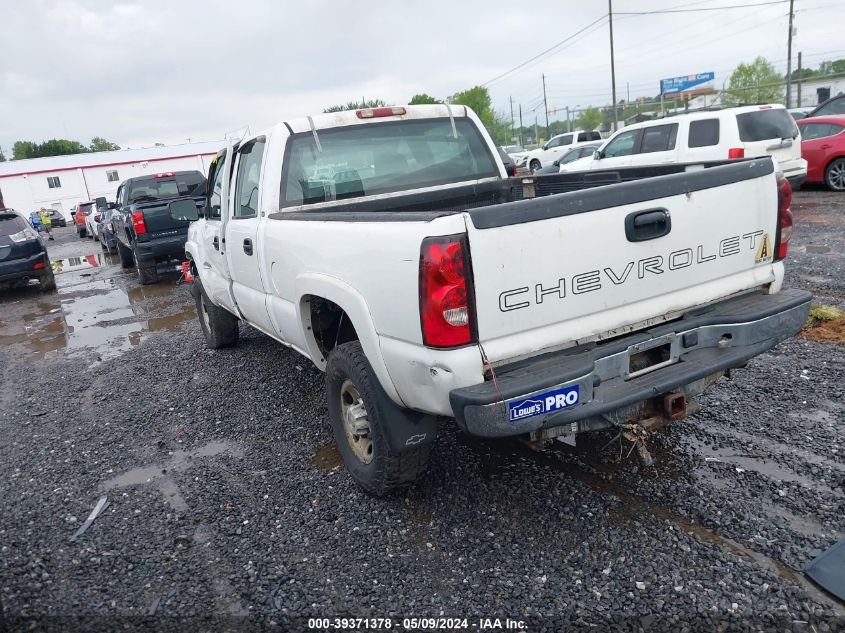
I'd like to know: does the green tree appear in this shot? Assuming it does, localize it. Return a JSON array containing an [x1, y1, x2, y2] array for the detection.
[[575, 107, 603, 131], [12, 139, 89, 160], [409, 93, 441, 105], [89, 136, 120, 152], [447, 86, 493, 123], [323, 99, 387, 113], [0, 148, 6, 162], [724, 57, 784, 107]]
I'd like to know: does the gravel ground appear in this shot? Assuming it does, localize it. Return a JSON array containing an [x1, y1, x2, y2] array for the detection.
[[1, 190, 844, 632]]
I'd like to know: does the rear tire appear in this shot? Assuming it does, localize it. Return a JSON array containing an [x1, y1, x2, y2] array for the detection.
[[117, 240, 133, 268], [78, 226, 87, 238], [40, 269, 56, 292], [326, 341, 433, 496], [194, 279, 239, 349], [131, 244, 158, 284], [825, 158, 845, 191]]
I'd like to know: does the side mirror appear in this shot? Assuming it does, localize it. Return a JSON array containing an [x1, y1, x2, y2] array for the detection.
[[553, 160, 560, 167], [542, 143, 549, 150], [169, 199, 199, 222], [593, 150, 603, 160], [95, 196, 108, 210]]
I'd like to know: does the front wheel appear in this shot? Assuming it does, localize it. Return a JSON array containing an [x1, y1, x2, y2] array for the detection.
[[825, 158, 845, 191], [194, 279, 239, 349], [78, 226, 87, 238], [530, 159, 541, 173], [326, 341, 433, 496]]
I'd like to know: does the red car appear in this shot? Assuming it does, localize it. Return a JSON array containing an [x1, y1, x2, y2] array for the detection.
[[797, 115, 845, 191]]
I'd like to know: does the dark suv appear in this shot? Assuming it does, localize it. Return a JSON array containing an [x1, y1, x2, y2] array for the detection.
[[0, 209, 56, 291]]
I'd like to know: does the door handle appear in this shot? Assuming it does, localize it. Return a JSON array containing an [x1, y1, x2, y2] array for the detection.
[[243, 238, 253, 256], [625, 208, 671, 242], [821, 144, 832, 149], [212, 236, 219, 251]]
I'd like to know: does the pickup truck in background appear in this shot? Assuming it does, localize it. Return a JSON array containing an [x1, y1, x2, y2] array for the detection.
[[111, 171, 206, 284], [180, 104, 810, 495]]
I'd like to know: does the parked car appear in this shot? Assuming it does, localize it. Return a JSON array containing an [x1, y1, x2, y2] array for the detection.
[[72, 201, 96, 238], [183, 104, 809, 495], [111, 171, 206, 284], [46, 209, 67, 227], [501, 144, 529, 163], [0, 209, 56, 291], [808, 94, 845, 118], [28, 211, 43, 231], [560, 105, 807, 188], [796, 115, 845, 191], [497, 148, 517, 176], [788, 107, 812, 121], [534, 142, 602, 175], [84, 206, 104, 241], [519, 130, 602, 172], [97, 209, 118, 252]]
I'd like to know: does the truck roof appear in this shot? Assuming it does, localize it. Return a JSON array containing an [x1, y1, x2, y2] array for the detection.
[[282, 104, 471, 135]]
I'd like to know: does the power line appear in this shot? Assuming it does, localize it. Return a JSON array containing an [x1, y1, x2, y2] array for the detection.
[[481, 14, 607, 87], [616, 0, 788, 14]]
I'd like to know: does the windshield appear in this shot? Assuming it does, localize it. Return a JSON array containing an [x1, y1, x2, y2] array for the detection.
[[736, 109, 798, 142], [127, 172, 205, 203], [281, 118, 498, 208], [813, 97, 845, 117]]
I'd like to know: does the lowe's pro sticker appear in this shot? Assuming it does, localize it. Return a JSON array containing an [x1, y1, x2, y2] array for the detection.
[[508, 385, 580, 423]]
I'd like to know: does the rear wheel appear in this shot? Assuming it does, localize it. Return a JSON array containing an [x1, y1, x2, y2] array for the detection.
[[78, 226, 87, 238], [326, 341, 433, 496], [825, 158, 845, 191], [117, 240, 133, 268], [530, 159, 541, 173], [194, 279, 239, 349], [40, 268, 56, 292], [133, 245, 158, 285]]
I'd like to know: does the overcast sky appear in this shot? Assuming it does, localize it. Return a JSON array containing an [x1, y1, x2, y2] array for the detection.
[[1, 0, 844, 153]]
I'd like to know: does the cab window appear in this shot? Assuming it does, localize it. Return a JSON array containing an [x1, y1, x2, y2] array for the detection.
[[688, 119, 720, 148], [638, 124, 678, 154], [603, 129, 639, 158], [208, 152, 226, 219], [234, 138, 266, 219], [800, 123, 843, 140]]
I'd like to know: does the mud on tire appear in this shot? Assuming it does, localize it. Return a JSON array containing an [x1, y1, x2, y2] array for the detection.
[[326, 341, 433, 496], [193, 278, 239, 349]]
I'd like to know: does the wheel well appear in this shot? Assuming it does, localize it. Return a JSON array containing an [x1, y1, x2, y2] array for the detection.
[[824, 155, 845, 174], [307, 296, 359, 359]]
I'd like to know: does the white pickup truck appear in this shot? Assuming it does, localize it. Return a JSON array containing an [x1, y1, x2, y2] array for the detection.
[[178, 104, 810, 495]]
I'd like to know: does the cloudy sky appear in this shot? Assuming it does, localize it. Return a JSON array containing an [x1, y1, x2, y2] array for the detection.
[[1, 0, 843, 153]]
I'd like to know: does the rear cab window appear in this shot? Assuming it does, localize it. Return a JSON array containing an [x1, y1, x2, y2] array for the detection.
[[281, 118, 498, 208], [78, 203, 95, 215], [736, 108, 798, 142], [127, 173, 205, 203]]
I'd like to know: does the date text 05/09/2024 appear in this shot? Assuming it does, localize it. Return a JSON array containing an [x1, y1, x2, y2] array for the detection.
[[307, 617, 527, 630]]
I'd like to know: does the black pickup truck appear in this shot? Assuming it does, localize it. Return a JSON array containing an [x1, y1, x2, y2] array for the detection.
[[111, 171, 206, 284]]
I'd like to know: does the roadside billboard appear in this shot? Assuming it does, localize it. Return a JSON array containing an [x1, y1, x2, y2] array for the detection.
[[660, 72, 715, 97]]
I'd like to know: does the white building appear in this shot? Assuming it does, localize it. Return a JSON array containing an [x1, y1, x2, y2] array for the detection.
[[0, 141, 223, 219], [793, 76, 845, 108]]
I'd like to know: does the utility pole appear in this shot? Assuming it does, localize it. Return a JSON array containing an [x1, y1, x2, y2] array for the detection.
[[542, 74, 550, 140], [608, 0, 619, 131], [519, 104, 524, 147], [786, 0, 795, 107], [626, 82, 630, 105], [797, 51, 803, 108], [566, 106, 571, 132], [509, 96, 515, 144], [534, 115, 539, 147]]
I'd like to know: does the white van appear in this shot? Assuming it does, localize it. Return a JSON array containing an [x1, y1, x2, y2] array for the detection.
[[519, 130, 603, 172], [560, 105, 807, 187]]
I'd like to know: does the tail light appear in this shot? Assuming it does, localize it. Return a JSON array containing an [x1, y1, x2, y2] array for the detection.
[[356, 106, 406, 119], [419, 234, 476, 348], [132, 211, 147, 235], [33, 261, 45, 270], [154, 172, 175, 178], [94, 214, 101, 222], [728, 148, 745, 159], [774, 174, 793, 261]]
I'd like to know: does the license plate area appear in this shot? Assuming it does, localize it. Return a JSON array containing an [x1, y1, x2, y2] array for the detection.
[[626, 334, 678, 380]]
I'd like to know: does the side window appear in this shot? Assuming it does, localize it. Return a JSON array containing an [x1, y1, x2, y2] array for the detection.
[[830, 124, 845, 136], [688, 119, 720, 148], [800, 123, 832, 140], [603, 130, 639, 158], [816, 98, 845, 116], [580, 147, 595, 158], [546, 137, 561, 148], [639, 124, 678, 154], [577, 133, 587, 142], [590, 131, 602, 140], [208, 152, 226, 219], [234, 138, 266, 219], [559, 134, 573, 145], [115, 185, 123, 207]]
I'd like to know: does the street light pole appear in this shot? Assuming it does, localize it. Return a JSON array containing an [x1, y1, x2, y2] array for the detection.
[[519, 104, 524, 147], [608, 0, 619, 131], [786, 0, 795, 108]]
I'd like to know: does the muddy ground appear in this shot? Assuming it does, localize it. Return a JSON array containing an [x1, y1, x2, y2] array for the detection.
[[0, 189, 844, 632]]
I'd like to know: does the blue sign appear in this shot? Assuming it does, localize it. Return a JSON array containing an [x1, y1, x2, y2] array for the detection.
[[508, 384, 580, 423], [660, 72, 715, 96]]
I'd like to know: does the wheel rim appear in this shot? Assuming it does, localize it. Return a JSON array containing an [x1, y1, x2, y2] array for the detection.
[[339, 379, 373, 464], [829, 161, 845, 190]]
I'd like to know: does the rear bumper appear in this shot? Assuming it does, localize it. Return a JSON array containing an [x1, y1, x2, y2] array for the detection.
[[0, 252, 49, 283], [134, 235, 188, 268], [449, 288, 812, 438]]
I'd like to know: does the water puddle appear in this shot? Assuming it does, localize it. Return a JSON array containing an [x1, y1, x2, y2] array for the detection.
[[0, 275, 195, 361], [805, 245, 833, 254], [51, 253, 114, 275]]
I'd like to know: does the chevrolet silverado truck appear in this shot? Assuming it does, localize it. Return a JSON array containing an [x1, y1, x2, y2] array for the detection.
[[179, 104, 810, 495], [111, 171, 206, 284]]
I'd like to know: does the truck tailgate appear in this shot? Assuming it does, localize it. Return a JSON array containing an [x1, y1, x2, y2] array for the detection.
[[464, 159, 781, 363]]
